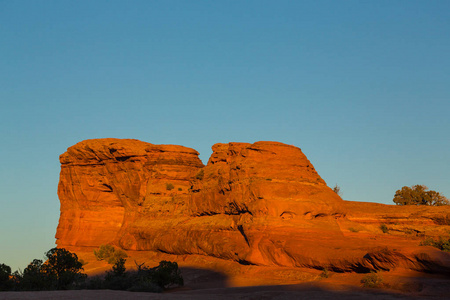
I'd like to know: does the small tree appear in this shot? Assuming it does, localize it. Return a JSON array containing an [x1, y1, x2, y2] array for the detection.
[[332, 184, 342, 197], [393, 185, 449, 206], [42, 248, 86, 289], [94, 244, 128, 265], [111, 258, 126, 277], [149, 260, 183, 289], [0, 263, 11, 291]]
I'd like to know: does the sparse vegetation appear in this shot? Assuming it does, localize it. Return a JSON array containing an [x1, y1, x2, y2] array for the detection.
[[419, 236, 450, 252], [361, 271, 384, 288], [178, 187, 182, 191], [0, 263, 12, 291], [195, 169, 204, 180], [380, 224, 389, 234], [1, 248, 87, 291], [349, 227, 359, 233], [165, 183, 175, 191], [93, 259, 183, 292], [0, 248, 182, 293], [332, 184, 342, 197], [319, 268, 330, 279], [393, 185, 449, 206], [94, 244, 128, 265]]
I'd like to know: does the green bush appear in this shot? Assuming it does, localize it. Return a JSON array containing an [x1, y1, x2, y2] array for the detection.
[[420, 236, 450, 252], [94, 244, 128, 264], [361, 271, 383, 288], [12, 248, 86, 291], [41, 248, 86, 289], [91, 259, 182, 292], [165, 183, 175, 190], [349, 227, 359, 233], [393, 185, 449, 206], [148, 260, 183, 289], [319, 268, 330, 279], [380, 224, 389, 233]]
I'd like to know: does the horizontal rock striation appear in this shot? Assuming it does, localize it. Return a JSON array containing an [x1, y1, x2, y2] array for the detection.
[[56, 138, 450, 274]]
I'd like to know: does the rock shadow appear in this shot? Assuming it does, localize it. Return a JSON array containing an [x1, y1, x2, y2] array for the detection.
[[176, 267, 229, 290]]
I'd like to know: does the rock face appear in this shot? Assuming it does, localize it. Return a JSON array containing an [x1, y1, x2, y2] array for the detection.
[[56, 138, 204, 247], [56, 138, 450, 274]]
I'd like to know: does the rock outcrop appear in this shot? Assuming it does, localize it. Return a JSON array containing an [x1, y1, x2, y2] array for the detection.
[[56, 138, 204, 247], [56, 138, 450, 274]]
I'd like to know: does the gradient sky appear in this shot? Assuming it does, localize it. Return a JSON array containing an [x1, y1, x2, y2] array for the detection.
[[1, 0, 449, 271]]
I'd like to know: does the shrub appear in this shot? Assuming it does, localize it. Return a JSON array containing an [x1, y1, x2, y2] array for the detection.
[[100, 260, 182, 292], [393, 185, 449, 206], [195, 169, 204, 180], [380, 224, 389, 233], [18, 259, 50, 290], [319, 268, 330, 279], [0, 263, 12, 291], [420, 236, 450, 252], [361, 271, 383, 288], [94, 245, 128, 265], [148, 260, 183, 289], [14, 248, 86, 291], [332, 184, 342, 197], [111, 258, 126, 277], [349, 227, 359, 233], [165, 183, 174, 191], [41, 248, 86, 289]]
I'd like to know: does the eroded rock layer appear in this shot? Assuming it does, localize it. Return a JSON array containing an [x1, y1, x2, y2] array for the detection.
[[56, 139, 450, 274]]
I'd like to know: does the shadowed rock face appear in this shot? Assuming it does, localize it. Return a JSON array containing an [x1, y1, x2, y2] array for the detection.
[[56, 139, 450, 273]]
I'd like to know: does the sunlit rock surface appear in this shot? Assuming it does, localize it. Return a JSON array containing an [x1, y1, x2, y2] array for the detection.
[[56, 138, 450, 274]]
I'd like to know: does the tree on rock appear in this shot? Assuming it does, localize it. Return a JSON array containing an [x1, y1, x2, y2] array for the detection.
[[393, 185, 449, 206]]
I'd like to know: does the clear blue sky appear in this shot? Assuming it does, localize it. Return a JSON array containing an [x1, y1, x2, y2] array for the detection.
[[1, 0, 449, 271]]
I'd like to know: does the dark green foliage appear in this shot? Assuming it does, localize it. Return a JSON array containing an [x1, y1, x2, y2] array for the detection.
[[111, 258, 126, 277], [94, 244, 114, 261], [0, 263, 12, 291], [361, 271, 384, 288], [9, 248, 86, 291], [420, 236, 450, 252], [94, 244, 128, 264], [148, 260, 183, 289], [18, 259, 50, 290], [380, 224, 389, 233], [42, 248, 86, 289], [96, 259, 182, 292], [393, 185, 449, 206], [165, 183, 175, 190]]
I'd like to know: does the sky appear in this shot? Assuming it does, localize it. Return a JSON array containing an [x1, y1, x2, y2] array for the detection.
[[1, 0, 449, 271]]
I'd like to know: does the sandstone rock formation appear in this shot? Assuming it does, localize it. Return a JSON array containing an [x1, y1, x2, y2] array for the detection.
[[56, 138, 450, 275]]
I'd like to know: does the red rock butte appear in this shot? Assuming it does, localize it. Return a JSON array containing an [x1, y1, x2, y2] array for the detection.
[[56, 138, 450, 276]]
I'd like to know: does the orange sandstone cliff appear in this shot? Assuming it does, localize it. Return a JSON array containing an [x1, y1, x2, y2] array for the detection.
[[56, 139, 450, 275]]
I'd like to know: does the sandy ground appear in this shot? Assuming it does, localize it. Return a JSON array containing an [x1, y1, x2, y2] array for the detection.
[[2, 250, 449, 299], [1, 270, 449, 300], [0, 285, 429, 300]]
